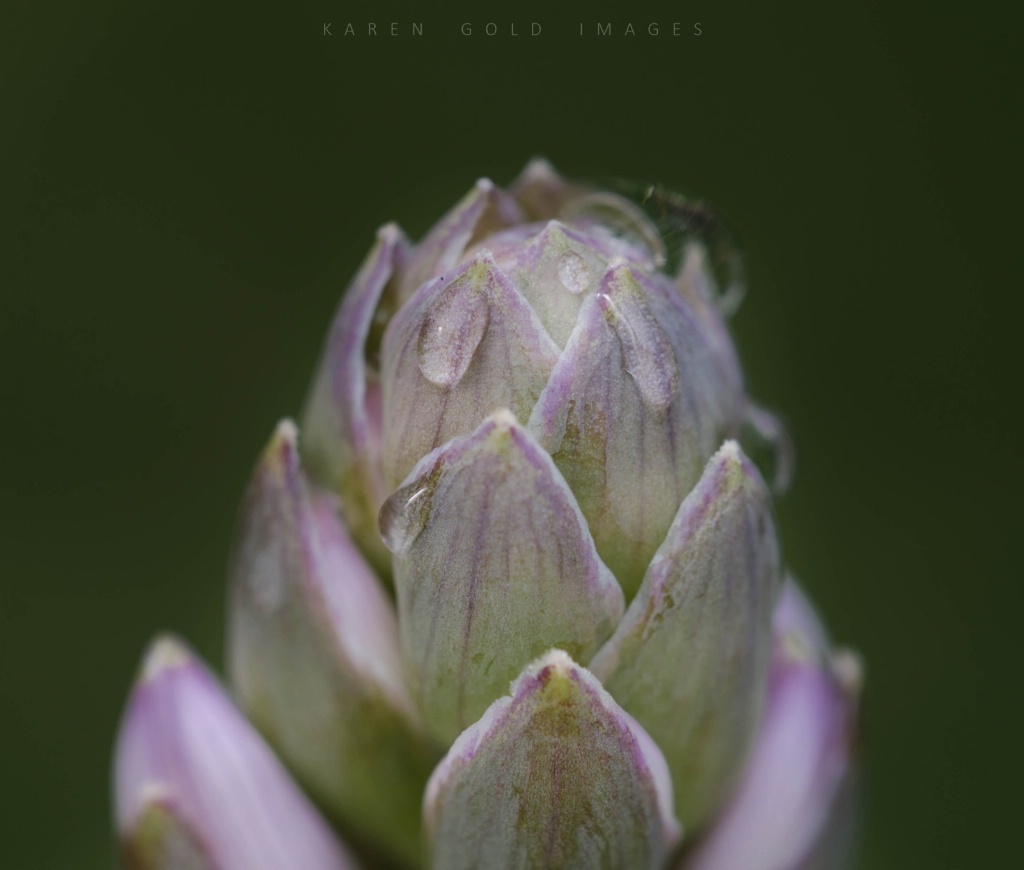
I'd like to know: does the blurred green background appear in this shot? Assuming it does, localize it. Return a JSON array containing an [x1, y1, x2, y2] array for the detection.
[[1, 1, 1020, 867]]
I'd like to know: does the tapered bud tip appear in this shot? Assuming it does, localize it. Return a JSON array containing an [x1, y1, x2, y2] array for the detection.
[[267, 418, 299, 458], [376, 221, 401, 243], [487, 407, 519, 432], [714, 438, 748, 475], [474, 177, 495, 194], [710, 439, 766, 495], [516, 157, 560, 185], [138, 634, 192, 684], [467, 248, 496, 270], [519, 648, 576, 696], [716, 438, 742, 461], [833, 648, 866, 696], [425, 648, 680, 868]]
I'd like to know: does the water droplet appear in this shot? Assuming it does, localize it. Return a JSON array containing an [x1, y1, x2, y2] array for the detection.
[[557, 251, 590, 295], [740, 403, 795, 494], [600, 273, 679, 409], [560, 192, 667, 268], [417, 273, 490, 387], [378, 479, 434, 555]]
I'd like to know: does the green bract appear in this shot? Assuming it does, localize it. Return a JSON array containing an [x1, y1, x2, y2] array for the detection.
[[113, 161, 863, 870]]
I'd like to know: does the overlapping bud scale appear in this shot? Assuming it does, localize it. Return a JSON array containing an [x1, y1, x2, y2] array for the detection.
[[112, 161, 862, 870]]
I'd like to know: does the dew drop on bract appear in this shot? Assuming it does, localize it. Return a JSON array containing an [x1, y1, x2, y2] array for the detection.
[[557, 251, 590, 295], [740, 403, 795, 494], [416, 278, 489, 388], [378, 479, 434, 555], [600, 284, 679, 409]]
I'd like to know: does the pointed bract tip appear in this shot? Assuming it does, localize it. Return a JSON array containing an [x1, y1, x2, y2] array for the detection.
[[474, 177, 495, 194], [710, 439, 763, 490], [467, 248, 496, 268], [510, 158, 566, 193], [518, 648, 576, 689], [376, 221, 401, 242], [488, 407, 519, 431], [519, 156, 559, 179], [262, 418, 299, 469], [715, 438, 742, 462], [832, 648, 865, 696], [273, 417, 299, 448], [139, 634, 192, 683]]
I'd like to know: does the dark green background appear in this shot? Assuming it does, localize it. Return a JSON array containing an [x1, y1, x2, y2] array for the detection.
[[2, 2, 1020, 867]]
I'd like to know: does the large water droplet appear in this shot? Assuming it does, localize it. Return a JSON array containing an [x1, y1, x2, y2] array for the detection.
[[557, 251, 590, 295], [600, 273, 679, 409], [740, 403, 795, 494], [378, 479, 434, 555], [560, 192, 667, 268], [417, 274, 490, 388]]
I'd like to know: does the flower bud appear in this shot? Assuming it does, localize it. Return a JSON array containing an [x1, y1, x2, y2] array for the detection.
[[424, 649, 681, 870], [376, 169, 747, 597], [380, 409, 623, 744], [227, 420, 437, 866], [113, 636, 358, 870], [682, 580, 862, 870], [301, 224, 410, 575], [590, 440, 781, 829]]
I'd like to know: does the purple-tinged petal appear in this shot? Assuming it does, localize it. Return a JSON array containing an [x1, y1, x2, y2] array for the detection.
[[396, 178, 523, 303], [774, 575, 832, 659], [381, 252, 561, 491], [380, 410, 624, 744], [423, 650, 681, 870], [508, 157, 585, 221], [114, 636, 360, 870], [797, 760, 863, 870], [590, 441, 781, 828], [227, 421, 437, 867], [301, 223, 410, 575], [633, 266, 747, 447], [681, 591, 863, 870], [528, 262, 723, 597]]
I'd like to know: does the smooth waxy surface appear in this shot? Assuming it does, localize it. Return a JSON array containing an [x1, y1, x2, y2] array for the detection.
[[424, 650, 681, 870], [382, 411, 624, 744], [114, 637, 357, 870], [590, 442, 781, 828], [228, 421, 435, 866]]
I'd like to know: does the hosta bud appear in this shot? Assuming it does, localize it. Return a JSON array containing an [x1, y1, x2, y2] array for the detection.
[[227, 421, 437, 866], [374, 166, 747, 598], [381, 408, 624, 744], [111, 161, 865, 870], [424, 650, 682, 870], [681, 580, 862, 870], [301, 224, 410, 576], [113, 636, 358, 870]]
